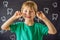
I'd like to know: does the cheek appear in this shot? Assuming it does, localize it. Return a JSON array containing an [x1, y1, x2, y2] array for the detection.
[[32, 12, 35, 16], [31, 13, 35, 18], [22, 13, 27, 18], [23, 13, 26, 16]]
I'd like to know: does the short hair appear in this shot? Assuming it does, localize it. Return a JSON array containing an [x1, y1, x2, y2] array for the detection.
[[21, 1, 38, 12]]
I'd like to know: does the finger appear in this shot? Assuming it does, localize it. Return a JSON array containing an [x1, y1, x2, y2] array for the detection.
[[40, 11, 46, 19], [36, 11, 40, 16], [15, 11, 19, 15], [38, 11, 43, 18], [40, 11, 44, 15], [18, 11, 20, 15], [18, 11, 23, 17], [16, 11, 21, 16]]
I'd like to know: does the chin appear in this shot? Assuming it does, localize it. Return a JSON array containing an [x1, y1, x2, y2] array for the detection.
[[25, 18, 33, 20]]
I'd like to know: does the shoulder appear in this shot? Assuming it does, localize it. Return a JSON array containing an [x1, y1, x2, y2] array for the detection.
[[11, 22, 24, 25], [34, 22, 47, 28], [13, 22, 23, 24]]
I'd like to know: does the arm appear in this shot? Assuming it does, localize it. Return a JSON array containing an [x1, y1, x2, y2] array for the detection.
[[42, 17, 57, 34], [1, 16, 16, 30], [36, 11, 57, 34], [1, 11, 22, 31]]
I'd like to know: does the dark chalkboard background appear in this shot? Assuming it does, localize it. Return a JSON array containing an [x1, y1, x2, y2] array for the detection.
[[0, 0, 60, 40]]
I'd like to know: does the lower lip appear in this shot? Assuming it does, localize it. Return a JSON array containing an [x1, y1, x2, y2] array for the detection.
[[26, 16, 31, 18]]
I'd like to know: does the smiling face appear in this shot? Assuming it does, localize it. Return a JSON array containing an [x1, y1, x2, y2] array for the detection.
[[21, 1, 38, 20], [22, 6, 35, 20]]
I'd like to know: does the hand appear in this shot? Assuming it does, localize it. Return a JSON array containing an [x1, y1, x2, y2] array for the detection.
[[36, 11, 47, 21], [12, 11, 22, 19]]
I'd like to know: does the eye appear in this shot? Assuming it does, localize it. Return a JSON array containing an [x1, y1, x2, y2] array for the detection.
[[25, 10, 27, 12], [31, 11, 33, 12]]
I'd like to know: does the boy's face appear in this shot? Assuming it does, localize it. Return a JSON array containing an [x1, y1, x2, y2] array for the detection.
[[22, 6, 35, 20]]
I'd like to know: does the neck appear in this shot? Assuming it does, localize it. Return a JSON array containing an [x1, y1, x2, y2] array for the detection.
[[24, 19, 34, 26]]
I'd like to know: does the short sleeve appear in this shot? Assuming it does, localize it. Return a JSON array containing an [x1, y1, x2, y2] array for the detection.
[[9, 22, 18, 33], [39, 23, 48, 35]]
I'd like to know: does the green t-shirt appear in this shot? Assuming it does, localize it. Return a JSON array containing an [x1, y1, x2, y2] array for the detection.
[[10, 22, 48, 40]]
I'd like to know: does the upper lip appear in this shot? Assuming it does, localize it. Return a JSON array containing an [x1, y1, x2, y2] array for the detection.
[[26, 16, 31, 18]]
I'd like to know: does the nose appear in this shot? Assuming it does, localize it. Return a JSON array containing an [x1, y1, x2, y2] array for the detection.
[[26, 11, 31, 15]]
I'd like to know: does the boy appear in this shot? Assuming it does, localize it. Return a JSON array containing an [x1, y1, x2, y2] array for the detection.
[[1, 1, 57, 40]]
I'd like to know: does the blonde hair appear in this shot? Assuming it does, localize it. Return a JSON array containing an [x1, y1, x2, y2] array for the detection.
[[21, 1, 38, 13]]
